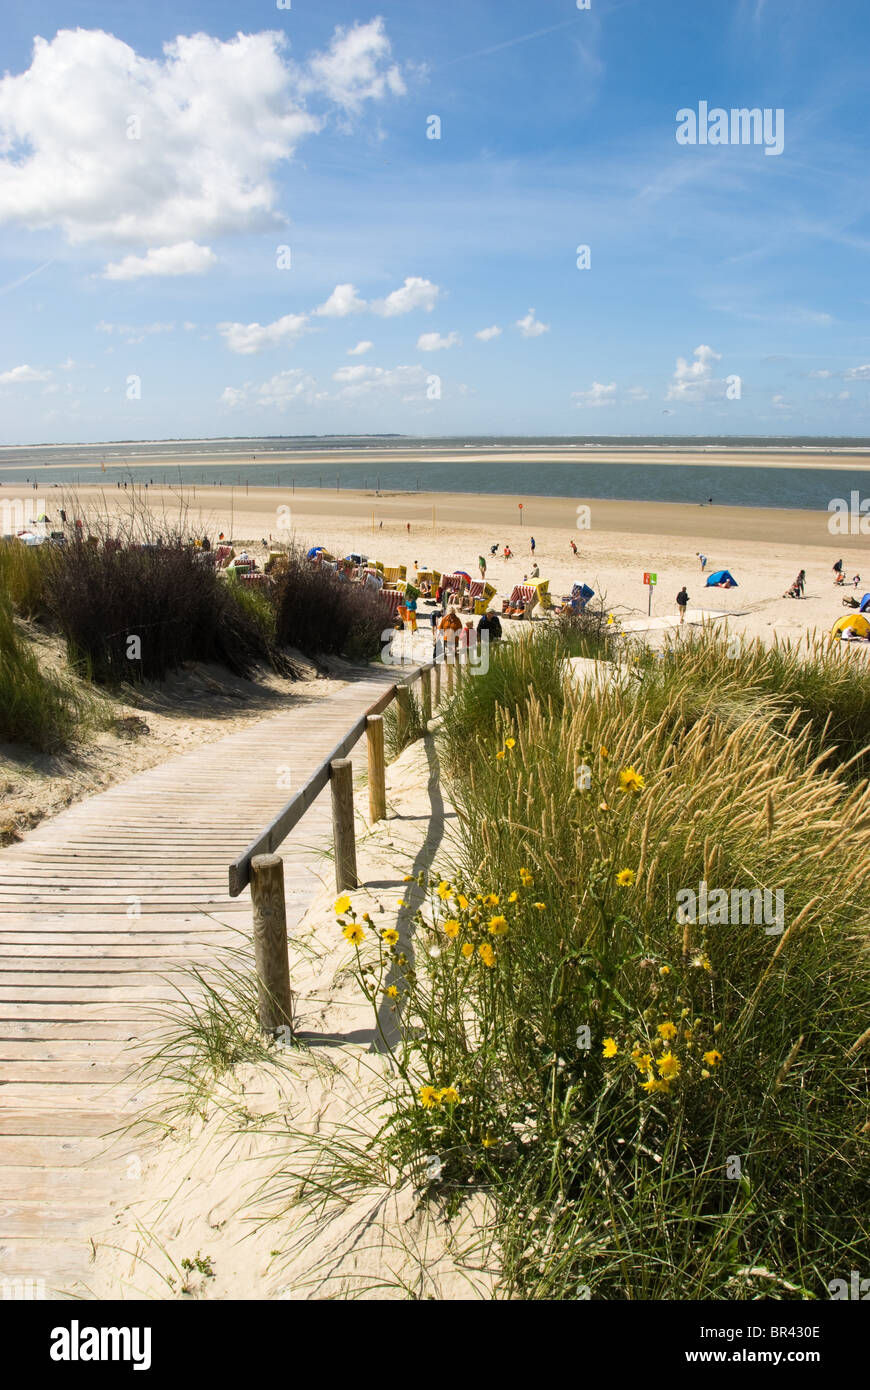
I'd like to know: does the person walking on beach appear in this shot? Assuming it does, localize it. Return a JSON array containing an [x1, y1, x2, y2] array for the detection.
[[676, 585, 689, 623], [479, 555, 487, 579], [406, 522, 410, 534], [530, 536, 536, 556], [697, 552, 707, 572], [570, 539, 578, 555], [503, 544, 512, 561], [796, 569, 807, 597]]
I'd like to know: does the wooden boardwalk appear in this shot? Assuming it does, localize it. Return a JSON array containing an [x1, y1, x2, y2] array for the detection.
[[0, 672, 394, 1298]]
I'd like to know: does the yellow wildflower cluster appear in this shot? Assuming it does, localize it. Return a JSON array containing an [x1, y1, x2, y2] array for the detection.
[[418, 1084, 461, 1109], [599, 1016, 725, 1099], [496, 735, 517, 762]]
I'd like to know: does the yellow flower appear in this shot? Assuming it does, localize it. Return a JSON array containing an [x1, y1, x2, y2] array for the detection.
[[632, 1052, 653, 1073], [461, 942, 474, 959], [507, 891, 519, 903], [599, 745, 609, 759], [483, 893, 500, 907], [618, 766, 645, 794], [482, 1134, 498, 1148], [496, 750, 506, 761], [602, 1037, 618, 1058], [385, 985, 399, 999], [659, 965, 670, 976], [397, 898, 406, 907], [505, 737, 516, 749], [607, 614, 614, 626], [334, 894, 352, 916], [442, 918, 460, 938], [657, 1021, 677, 1041], [702, 1049, 723, 1068], [519, 868, 534, 886], [403, 875, 412, 882], [657, 1051, 681, 1081], [343, 923, 365, 944], [436, 881, 451, 900], [478, 942, 496, 968], [438, 1086, 460, 1105], [457, 893, 469, 910], [641, 1076, 670, 1095], [381, 928, 399, 946], [488, 915, 509, 936], [533, 901, 547, 911], [418, 1085, 440, 1108], [615, 868, 635, 887]]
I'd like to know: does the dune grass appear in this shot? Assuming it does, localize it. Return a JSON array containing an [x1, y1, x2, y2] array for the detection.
[[331, 627, 870, 1298], [0, 590, 98, 751]]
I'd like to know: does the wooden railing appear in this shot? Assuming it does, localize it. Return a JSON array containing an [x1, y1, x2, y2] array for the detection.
[[229, 650, 466, 1034]]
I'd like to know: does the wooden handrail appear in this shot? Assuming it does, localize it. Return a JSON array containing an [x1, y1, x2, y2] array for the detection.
[[227, 659, 436, 897]]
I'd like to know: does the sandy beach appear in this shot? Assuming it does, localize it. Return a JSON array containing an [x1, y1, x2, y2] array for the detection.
[[6, 478, 867, 649]]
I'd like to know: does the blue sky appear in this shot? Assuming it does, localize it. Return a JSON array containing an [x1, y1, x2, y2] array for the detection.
[[2, 0, 870, 443]]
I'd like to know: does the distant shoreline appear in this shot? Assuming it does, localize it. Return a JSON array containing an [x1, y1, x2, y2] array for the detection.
[[4, 447, 870, 473]]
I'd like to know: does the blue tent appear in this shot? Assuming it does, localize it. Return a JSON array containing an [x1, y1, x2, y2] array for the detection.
[[706, 569, 738, 588], [307, 546, 324, 559], [859, 593, 870, 613]]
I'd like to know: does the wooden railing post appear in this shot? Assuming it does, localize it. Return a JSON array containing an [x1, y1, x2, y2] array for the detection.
[[445, 656, 454, 696], [330, 757, 358, 890], [421, 667, 432, 724], [432, 658, 441, 708], [250, 854, 294, 1035], [366, 714, 386, 823], [396, 684, 411, 744]]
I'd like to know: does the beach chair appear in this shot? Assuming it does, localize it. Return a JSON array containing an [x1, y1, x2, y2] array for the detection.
[[505, 584, 537, 618]]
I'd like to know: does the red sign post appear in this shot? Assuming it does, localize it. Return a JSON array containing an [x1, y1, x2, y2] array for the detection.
[[518, 502, 524, 525]]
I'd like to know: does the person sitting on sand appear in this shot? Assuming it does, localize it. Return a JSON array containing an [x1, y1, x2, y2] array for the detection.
[[530, 561, 540, 579], [676, 586, 689, 623], [853, 574, 862, 588]]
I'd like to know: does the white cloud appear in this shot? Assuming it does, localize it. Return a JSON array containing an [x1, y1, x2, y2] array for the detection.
[[347, 340, 374, 355], [218, 313, 309, 355], [331, 362, 429, 400], [667, 344, 725, 402], [372, 276, 440, 317], [627, 385, 649, 400], [301, 18, 406, 113], [475, 325, 501, 341], [844, 364, 870, 381], [515, 308, 549, 338], [417, 331, 461, 351], [315, 283, 367, 318], [808, 368, 832, 379], [96, 320, 174, 335], [838, 390, 850, 400], [0, 24, 406, 247], [572, 381, 617, 408], [221, 368, 323, 411], [103, 241, 216, 281], [772, 393, 789, 409], [0, 363, 51, 385]]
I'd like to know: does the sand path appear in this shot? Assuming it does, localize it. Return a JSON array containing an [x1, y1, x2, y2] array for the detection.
[[0, 670, 394, 1299]]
